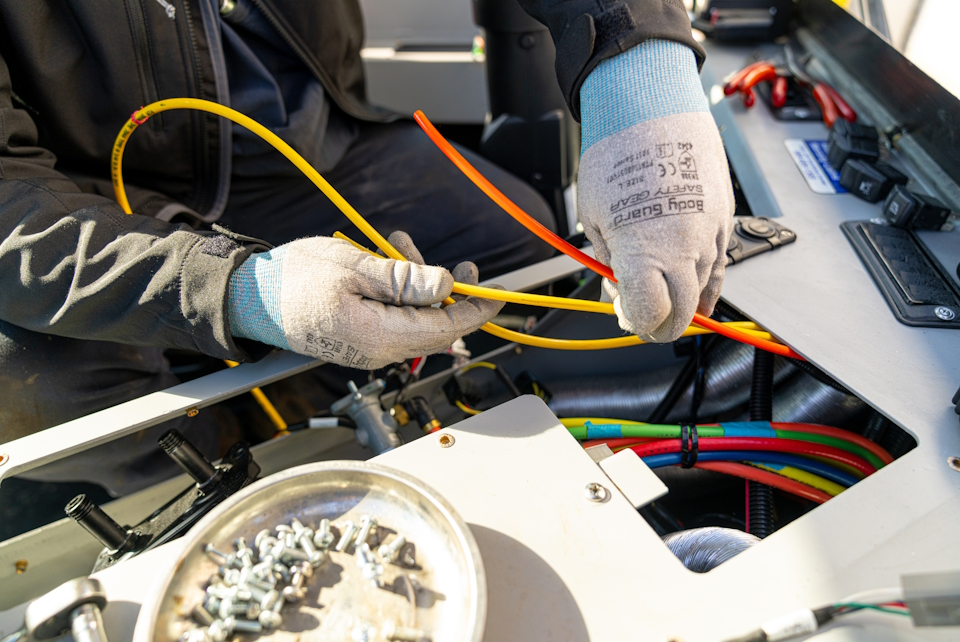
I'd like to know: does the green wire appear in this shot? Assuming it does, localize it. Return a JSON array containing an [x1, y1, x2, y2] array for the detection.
[[565, 422, 882, 470], [834, 603, 910, 616], [777, 430, 884, 469]]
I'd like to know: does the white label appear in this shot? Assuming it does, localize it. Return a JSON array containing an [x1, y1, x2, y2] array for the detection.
[[784, 139, 837, 194]]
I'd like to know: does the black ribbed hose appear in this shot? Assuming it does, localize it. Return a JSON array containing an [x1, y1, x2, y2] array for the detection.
[[747, 348, 775, 538]]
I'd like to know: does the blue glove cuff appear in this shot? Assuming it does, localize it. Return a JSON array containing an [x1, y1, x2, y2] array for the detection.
[[227, 247, 291, 350], [580, 39, 709, 154]]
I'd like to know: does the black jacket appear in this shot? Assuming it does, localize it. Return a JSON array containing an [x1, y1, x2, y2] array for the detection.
[[0, 0, 702, 360]]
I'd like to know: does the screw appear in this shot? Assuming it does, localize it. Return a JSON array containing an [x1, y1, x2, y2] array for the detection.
[[355, 515, 377, 547], [254, 529, 276, 554], [224, 616, 263, 634], [400, 543, 417, 568], [437, 433, 455, 448], [336, 520, 358, 552], [180, 628, 213, 642], [258, 590, 284, 630], [207, 620, 229, 642], [282, 562, 312, 602], [0, 454, 8, 467], [276, 524, 297, 549], [935, 306, 956, 321], [584, 482, 608, 502], [191, 605, 216, 626], [948, 456, 960, 472], [356, 543, 384, 584], [14, 559, 27, 574], [186, 407, 200, 417], [352, 622, 375, 642], [313, 518, 335, 550], [203, 544, 239, 568], [291, 518, 326, 567], [378, 534, 407, 564], [382, 621, 428, 641]]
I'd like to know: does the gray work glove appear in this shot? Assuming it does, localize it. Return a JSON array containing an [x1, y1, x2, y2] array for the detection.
[[227, 231, 503, 369], [577, 41, 736, 342]]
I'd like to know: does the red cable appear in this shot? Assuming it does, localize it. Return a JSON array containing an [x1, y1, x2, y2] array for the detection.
[[696, 461, 831, 504], [413, 110, 806, 361], [629, 437, 876, 477], [770, 422, 894, 465]]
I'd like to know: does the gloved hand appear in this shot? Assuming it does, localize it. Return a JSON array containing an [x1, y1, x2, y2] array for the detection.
[[577, 40, 735, 342], [227, 231, 503, 369]]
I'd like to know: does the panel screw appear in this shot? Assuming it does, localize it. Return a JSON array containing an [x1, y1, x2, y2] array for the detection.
[[584, 482, 608, 502], [948, 456, 960, 472], [186, 407, 199, 417], [437, 433, 455, 448], [0, 453, 8, 467], [935, 307, 956, 321], [14, 560, 27, 574]]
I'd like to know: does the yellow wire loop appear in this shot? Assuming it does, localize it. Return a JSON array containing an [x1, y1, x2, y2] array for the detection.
[[224, 360, 287, 433], [112, 99, 784, 351]]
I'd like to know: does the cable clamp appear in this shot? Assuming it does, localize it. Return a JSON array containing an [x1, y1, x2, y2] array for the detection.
[[680, 424, 699, 468], [130, 108, 148, 125]]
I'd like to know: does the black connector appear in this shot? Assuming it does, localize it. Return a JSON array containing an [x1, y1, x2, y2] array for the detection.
[[828, 130, 880, 170], [882, 185, 952, 230], [404, 396, 442, 434], [159, 429, 219, 487], [839, 159, 907, 203]]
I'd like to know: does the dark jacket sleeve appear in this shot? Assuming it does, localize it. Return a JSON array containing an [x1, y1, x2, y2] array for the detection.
[[0, 52, 259, 360], [519, 0, 706, 120]]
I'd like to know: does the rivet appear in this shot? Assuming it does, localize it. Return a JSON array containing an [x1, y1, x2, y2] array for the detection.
[[437, 433, 455, 448]]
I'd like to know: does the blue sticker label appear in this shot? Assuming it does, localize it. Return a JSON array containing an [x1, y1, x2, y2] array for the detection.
[[784, 139, 847, 194], [585, 422, 623, 439]]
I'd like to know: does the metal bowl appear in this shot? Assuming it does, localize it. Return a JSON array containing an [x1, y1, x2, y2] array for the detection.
[[134, 461, 486, 642]]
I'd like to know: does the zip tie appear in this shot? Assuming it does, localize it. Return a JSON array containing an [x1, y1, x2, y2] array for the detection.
[[130, 109, 148, 125], [680, 424, 699, 468]]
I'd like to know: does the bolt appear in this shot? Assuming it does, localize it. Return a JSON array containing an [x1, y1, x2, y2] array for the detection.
[[260, 589, 280, 612], [437, 433, 455, 448], [352, 622, 375, 642], [270, 539, 308, 565], [191, 605, 216, 626], [254, 529, 273, 550], [949, 456, 960, 472], [180, 627, 213, 642], [355, 515, 377, 547], [378, 534, 407, 564], [584, 482, 608, 503], [400, 543, 417, 568], [272, 562, 292, 583], [204, 544, 239, 568], [382, 621, 428, 641], [291, 518, 325, 566], [313, 518, 335, 550], [251, 559, 278, 585], [224, 616, 263, 634], [204, 596, 222, 614], [220, 568, 240, 587], [282, 562, 312, 602], [336, 520, 358, 552], [357, 543, 384, 585], [207, 620, 229, 642], [258, 590, 284, 630]]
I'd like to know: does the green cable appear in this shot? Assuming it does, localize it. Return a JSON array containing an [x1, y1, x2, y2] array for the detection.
[[776, 430, 883, 469], [833, 603, 910, 616]]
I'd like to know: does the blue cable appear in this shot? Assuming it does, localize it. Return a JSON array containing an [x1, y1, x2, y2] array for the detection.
[[641, 451, 858, 488]]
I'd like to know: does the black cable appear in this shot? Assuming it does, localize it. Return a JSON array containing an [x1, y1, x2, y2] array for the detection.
[[647, 334, 720, 423], [492, 364, 522, 398], [862, 411, 891, 443], [790, 359, 853, 396], [690, 335, 708, 423], [748, 348, 776, 539]]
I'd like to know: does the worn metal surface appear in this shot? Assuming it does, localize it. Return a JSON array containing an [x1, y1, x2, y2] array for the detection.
[[133, 461, 485, 642]]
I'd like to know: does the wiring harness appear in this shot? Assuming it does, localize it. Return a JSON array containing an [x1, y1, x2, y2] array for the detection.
[[110, 99, 803, 359]]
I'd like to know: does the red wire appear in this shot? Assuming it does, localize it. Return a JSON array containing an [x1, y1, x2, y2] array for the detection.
[[582, 437, 657, 449], [629, 437, 876, 477], [770, 422, 894, 465], [412, 110, 806, 361], [696, 461, 831, 504]]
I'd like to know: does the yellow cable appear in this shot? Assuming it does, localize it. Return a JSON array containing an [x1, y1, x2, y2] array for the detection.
[[224, 360, 288, 433], [112, 99, 786, 351], [459, 361, 498, 374], [455, 400, 482, 415], [752, 463, 843, 496], [559, 417, 647, 428]]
